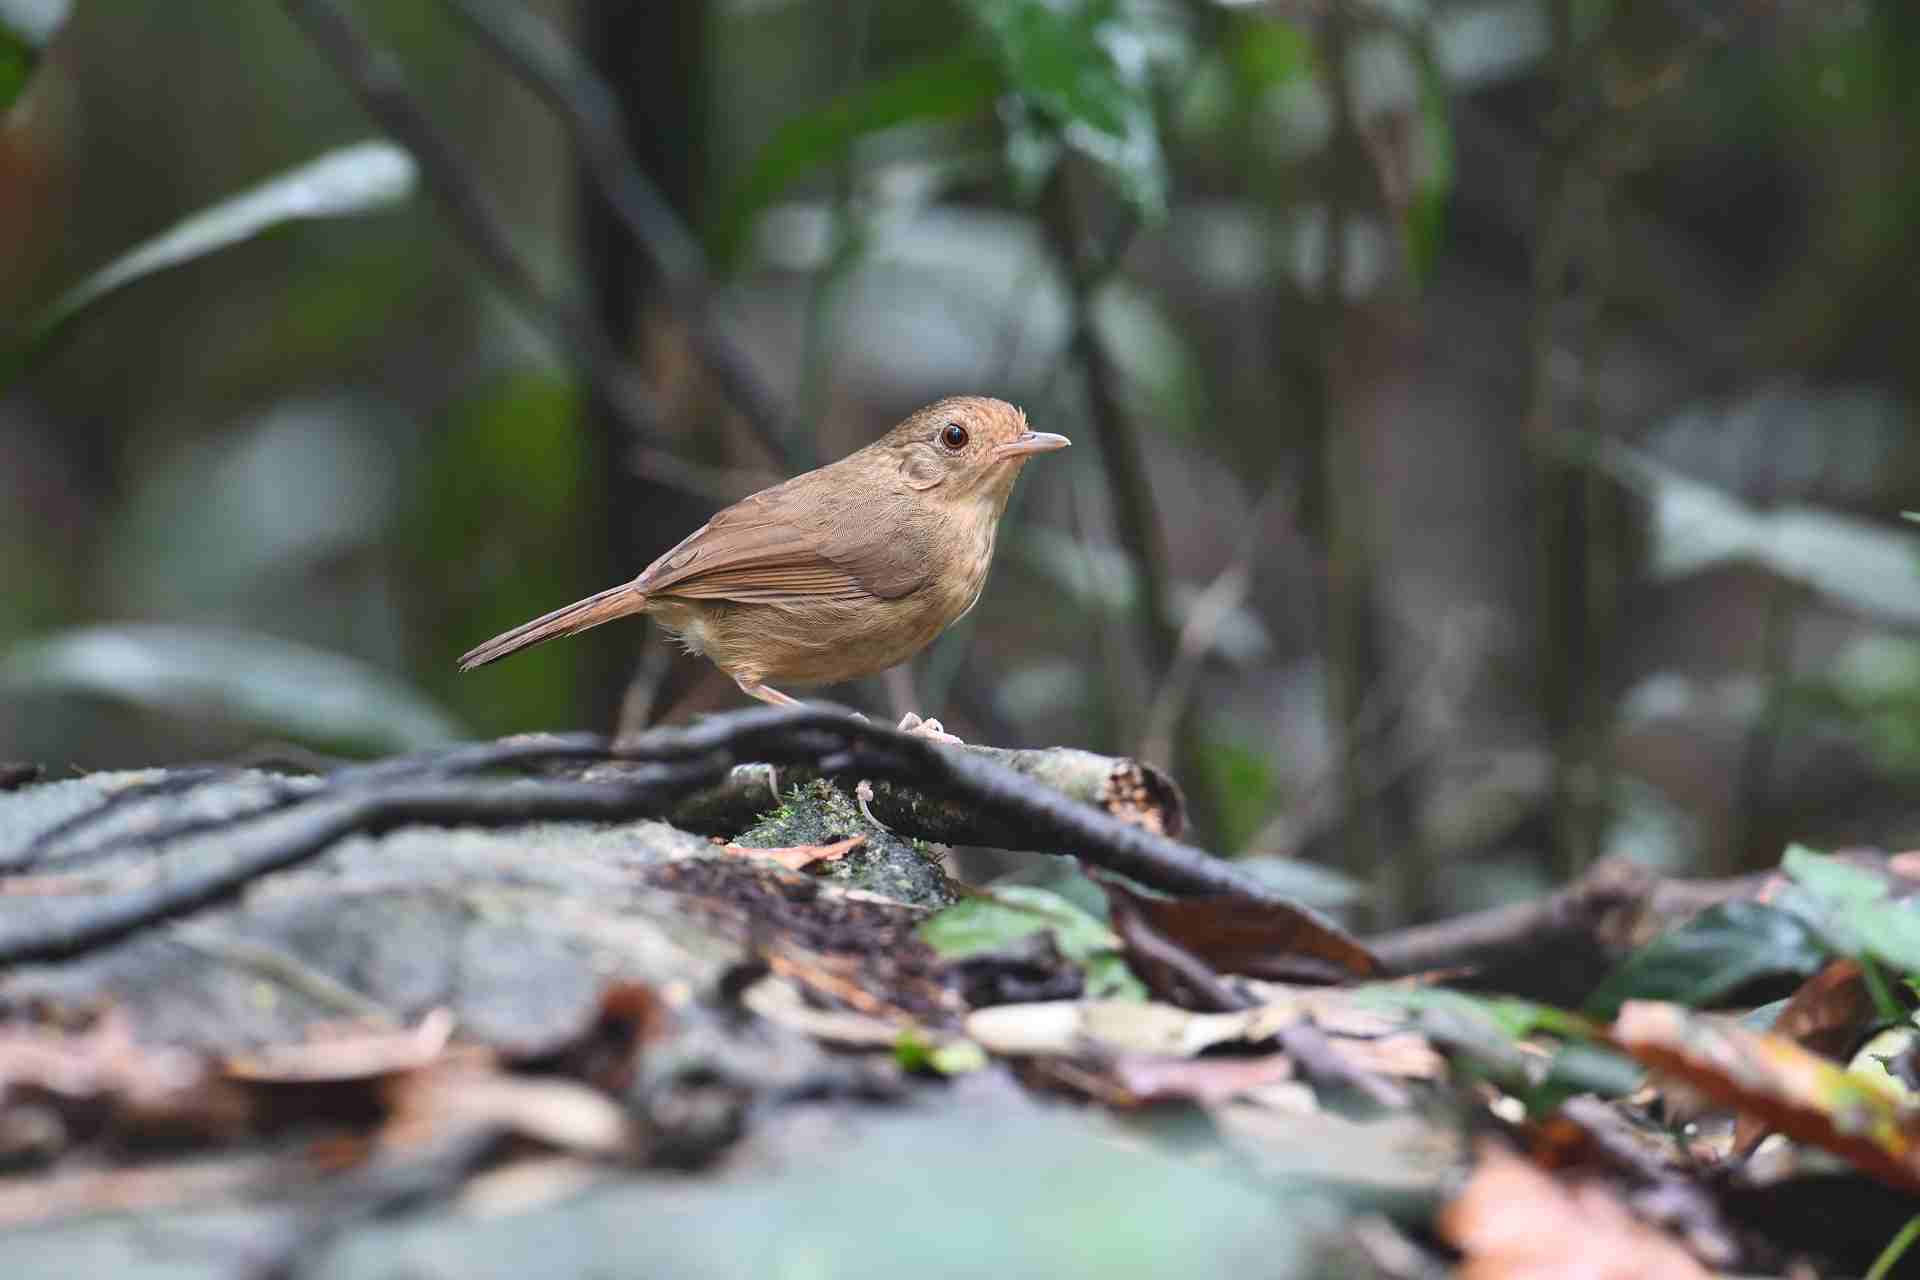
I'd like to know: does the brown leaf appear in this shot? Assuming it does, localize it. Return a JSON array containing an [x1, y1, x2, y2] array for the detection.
[[382, 1060, 634, 1157], [1732, 960, 1876, 1156], [1613, 1000, 1920, 1193], [1097, 873, 1380, 1003], [1439, 1139, 1711, 1280], [720, 834, 866, 871], [520, 981, 670, 1096], [1108, 1053, 1299, 1105], [221, 1008, 459, 1083], [0, 1009, 251, 1144]]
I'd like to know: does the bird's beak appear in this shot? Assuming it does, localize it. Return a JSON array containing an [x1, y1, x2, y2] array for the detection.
[[991, 431, 1071, 461]]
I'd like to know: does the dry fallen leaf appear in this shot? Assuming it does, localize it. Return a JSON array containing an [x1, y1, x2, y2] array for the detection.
[[1614, 1000, 1920, 1193], [1108, 1053, 1302, 1105], [1439, 1139, 1711, 1280], [1732, 960, 1875, 1156], [719, 834, 866, 871], [382, 1060, 633, 1157], [221, 1008, 459, 1083], [0, 1008, 251, 1142], [1097, 874, 1381, 989]]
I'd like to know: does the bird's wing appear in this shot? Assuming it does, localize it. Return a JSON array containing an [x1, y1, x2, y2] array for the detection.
[[635, 483, 930, 605]]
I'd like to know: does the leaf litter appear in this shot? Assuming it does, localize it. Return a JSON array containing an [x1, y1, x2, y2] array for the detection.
[[3, 764, 1920, 1275]]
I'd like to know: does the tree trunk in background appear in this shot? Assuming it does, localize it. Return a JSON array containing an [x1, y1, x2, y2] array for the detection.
[[577, 0, 714, 724]]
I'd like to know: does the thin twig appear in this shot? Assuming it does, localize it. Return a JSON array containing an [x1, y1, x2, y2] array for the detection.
[[1308, 2, 1392, 918], [279, 0, 686, 474], [434, 0, 805, 469], [1038, 174, 1175, 683], [1366, 857, 1769, 1004], [1138, 483, 1291, 766]]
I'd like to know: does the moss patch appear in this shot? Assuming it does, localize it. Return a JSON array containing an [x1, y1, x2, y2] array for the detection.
[[731, 780, 955, 908]]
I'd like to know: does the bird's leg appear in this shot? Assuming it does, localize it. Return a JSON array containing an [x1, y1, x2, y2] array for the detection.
[[735, 675, 800, 707], [734, 676, 799, 801], [896, 712, 963, 745]]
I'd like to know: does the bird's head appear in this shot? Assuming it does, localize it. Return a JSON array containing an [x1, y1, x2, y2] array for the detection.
[[878, 396, 1070, 505]]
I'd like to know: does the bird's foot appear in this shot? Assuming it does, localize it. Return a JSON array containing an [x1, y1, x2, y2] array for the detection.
[[896, 712, 963, 745], [854, 779, 891, 833]]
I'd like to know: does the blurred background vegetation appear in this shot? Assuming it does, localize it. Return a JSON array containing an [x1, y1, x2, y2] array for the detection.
[[4, 0, 1918, 928]]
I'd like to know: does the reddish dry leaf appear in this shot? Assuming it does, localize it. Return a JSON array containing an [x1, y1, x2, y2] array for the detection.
[[528, 981, 669, 1094], [1097, 874, 1382, 988], [0, 1009, 251, 1141], [1613, 999, 1920, 1193], [221, 1008, 460, 1083], [1109, 1053, 1298, 1104], [720, 834, 866, 871], [1439, 1139, 1711, 1280], [1732, 960, 1876, 1156], [382, 1060, 633, 1156]]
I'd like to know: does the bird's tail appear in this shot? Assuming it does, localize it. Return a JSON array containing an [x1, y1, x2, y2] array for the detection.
[[457, 582, 648, 671]]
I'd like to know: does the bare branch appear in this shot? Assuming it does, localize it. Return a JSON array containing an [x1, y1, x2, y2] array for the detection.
[[435, 0, 806, 469], [0, 708, 1310, 965], [279, 0, 686, 475]]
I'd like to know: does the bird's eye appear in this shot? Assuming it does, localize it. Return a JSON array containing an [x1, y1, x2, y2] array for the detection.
[[940, 423, 969, 451]]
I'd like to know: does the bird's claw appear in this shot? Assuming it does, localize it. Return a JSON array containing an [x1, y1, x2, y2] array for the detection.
[[896, 712, 963, 745]]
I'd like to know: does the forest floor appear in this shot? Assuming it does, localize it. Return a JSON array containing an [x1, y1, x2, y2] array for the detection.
[[0, 706, 1916, 1278]]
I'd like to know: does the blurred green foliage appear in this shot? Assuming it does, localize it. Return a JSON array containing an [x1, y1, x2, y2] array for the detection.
[[412, 371, 592, 737], [5, 0, 1920, 914]]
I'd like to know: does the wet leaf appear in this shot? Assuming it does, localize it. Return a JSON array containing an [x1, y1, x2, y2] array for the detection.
[[1613, 1000, 1920, 1194], [0, 624, 462, 753], [1440, 1140, 1711, 1279], [711, 49, 1001, 267], [1584, 901, 1829, 1017], [1785, 843, 1894, 910], [1781, 845, 1920, 975], [1606, 441, 1920, 627], [11, 141, 416, 372]]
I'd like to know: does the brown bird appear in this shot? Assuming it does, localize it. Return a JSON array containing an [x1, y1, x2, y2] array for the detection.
[[458, 396, 1068, 732]]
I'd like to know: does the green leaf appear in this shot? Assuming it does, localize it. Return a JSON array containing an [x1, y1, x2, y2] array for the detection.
[[919, 885, 1144, 1000], [1229, 19, 1311, 93], [1190, 738, 1272, 854], [0, 26, 31, 113], [6, 141, 416, 379], [1363, 987, 1639, 1113], [1403, 28, 1454, 284], [1849, 902, 1920, 977], [1366, 986, 1599, 1043], [921, 885, 1121, 960], [0, 0, 66, 112], [965, 0, 1169, 220], [1583, 901, 1831, 1017], [710, 49, 1002, 269], [968, 0, 1129, 137], [1784, 843, 1891, 909], [0, 624, 462, 755]]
